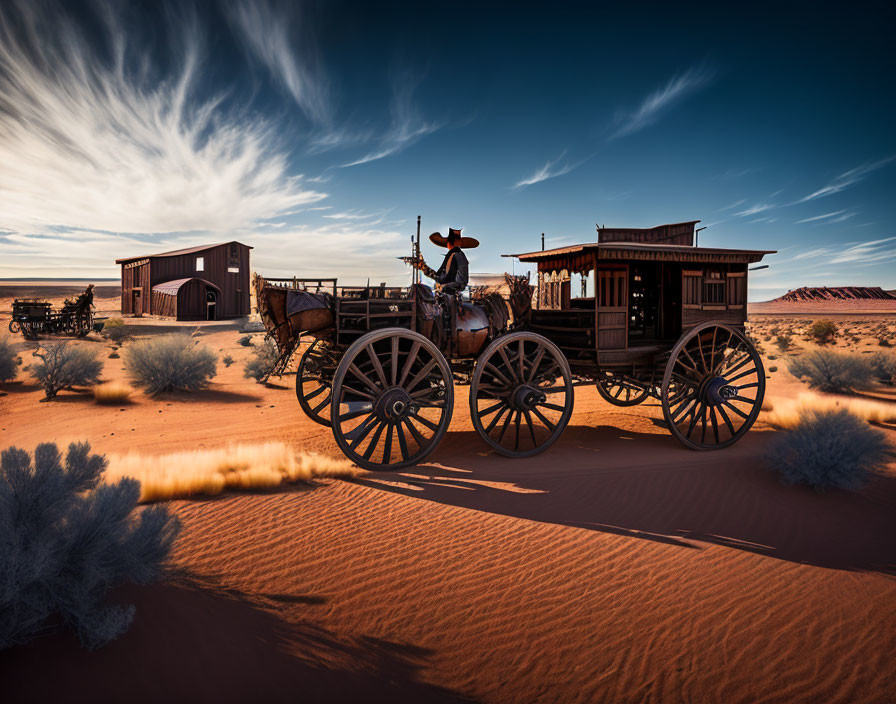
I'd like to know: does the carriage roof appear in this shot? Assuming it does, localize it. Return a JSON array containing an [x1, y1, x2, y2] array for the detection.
[[504, 241, 775, 272]]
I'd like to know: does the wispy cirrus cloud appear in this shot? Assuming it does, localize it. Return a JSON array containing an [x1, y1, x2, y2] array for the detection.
[[227, 0, 330, 125], [514, 151, 575, 189], [341, 73, 443, 167], [0, 0, 324, 242], [795, 210, 856, 224], [795, 155, 896, 203], [829, 235, 896, 264], [734, 203, 775, 217], [610, 64, 715, 140]]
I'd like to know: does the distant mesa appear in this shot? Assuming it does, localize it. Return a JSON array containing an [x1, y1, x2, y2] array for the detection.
[[776, 286, 896, 303], [751, 285, 896, 314]]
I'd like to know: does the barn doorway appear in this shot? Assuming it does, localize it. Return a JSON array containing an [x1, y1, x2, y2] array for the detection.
[[131, 288, 143, 317], [206, 289, 217, 320]]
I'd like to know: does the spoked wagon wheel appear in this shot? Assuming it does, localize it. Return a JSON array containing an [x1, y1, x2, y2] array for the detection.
[[296, 339, 333, 427], [8, 320, 20, 334], [470, 332, 574, 458], [661, 322, 765, 450], [595, 371, 649, 406], [330, 328, 454, 471]]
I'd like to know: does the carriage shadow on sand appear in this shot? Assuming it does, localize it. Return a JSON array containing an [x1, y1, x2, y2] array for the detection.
[[352, 425, 896, 576]]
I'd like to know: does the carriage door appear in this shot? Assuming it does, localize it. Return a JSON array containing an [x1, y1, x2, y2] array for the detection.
[[596, 267, 627, 350]]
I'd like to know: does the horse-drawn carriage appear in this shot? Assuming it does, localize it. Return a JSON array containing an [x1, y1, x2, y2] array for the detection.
[[8, 285, 100, 340], [256, 220, 773, 470]]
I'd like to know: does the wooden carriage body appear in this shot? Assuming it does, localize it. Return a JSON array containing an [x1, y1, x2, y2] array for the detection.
[[506, 222, 773, 380]]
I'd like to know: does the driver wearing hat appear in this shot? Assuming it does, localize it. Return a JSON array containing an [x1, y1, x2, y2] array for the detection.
[[428, 227, 479, 295]]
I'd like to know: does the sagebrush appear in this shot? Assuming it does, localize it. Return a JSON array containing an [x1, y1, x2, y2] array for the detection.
[[0, 337, 17, 382], [243, 337, 279, 383], [124, 334, 217, 394], [0, 442, 180, 650], [787, 350, 871, 392], [808, 320, 838, 345], [31, 343, 103, 400], [765, 409, 891, 491], [868, 351, 896, 386]]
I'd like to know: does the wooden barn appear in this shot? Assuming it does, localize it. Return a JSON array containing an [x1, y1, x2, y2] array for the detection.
[[115, 242, 252, 320]]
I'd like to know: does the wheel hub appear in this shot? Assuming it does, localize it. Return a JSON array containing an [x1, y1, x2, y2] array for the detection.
[[511, 384, 546, 411], [376, 387, 414, 421], [702, 376, 738, 406]]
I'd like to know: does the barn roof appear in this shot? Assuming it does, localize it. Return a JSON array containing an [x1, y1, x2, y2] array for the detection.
[[152, 278, 221, 295], [115, 240, 252, 264]]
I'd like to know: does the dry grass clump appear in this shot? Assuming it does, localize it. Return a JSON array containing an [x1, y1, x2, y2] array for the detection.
[[103, 318, 130, 343], [765, 409, 892, 491], [106, 443, 359, 502], [764, 391, 896, 428], [92, 382, 133, 404], [788, 350, 871, 393], [124, 334, 216, 394]]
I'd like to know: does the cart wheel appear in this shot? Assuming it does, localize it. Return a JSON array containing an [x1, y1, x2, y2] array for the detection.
[[470, 331, 573, 458], [661, 322, 765, 450], [595, 371, 649, 406], [8, 320, 20, 334], [330, 328, 453, 471], [296, 339, 333, 427]]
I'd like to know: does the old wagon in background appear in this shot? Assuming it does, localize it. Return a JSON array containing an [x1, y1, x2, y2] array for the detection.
[[256, 219, 773, 469], [8, 284, 100, 340]]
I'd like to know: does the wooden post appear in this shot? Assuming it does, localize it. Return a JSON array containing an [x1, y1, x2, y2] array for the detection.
[[541, 232, 545, 251], [415, 216, 421, 285]]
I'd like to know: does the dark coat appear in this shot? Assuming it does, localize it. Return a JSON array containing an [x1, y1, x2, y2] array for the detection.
[[434, 247, 469, 294]]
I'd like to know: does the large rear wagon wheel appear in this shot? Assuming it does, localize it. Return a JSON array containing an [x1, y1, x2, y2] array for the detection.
[[470, 332, 574, 458], [296, 339, 333, 426], [330, 328, 453, 471], [661, 322, 765, 451], [595, 371, 649, 406]]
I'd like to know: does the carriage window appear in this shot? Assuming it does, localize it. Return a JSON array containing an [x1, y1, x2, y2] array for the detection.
[[703, 269, 725, 305], [682, 270, 702, 307], [196, 256, 204, 272]]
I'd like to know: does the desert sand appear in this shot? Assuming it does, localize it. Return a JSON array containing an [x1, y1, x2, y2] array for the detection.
[[1, 285, 895, 703]]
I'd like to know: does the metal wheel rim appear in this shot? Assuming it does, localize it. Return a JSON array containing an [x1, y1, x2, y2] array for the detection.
[[470, 331, 574, 458], [595, 371, 649, 406], [330, 328, 454, 471], [296, 339, 332, 427], [661, 322, 765, 450]]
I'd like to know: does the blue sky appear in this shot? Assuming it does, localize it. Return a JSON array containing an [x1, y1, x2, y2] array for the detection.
[[0, 0, 894, 300]]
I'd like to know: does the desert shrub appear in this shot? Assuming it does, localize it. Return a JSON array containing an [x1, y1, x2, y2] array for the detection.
[[879, 337, 892, 347], [0, 337, 17, 382], [769, 366, 778, 373], [787, 350, 871, 393], [103, 318, 130, 343], [808, 319, 838, 345], [0, 442, 180, 649], [238, 335, 253, 347], [765, 409, 892, 491], [109, 351, 120, 359], [31, 343, 103, 400], [93, 382, 133, 404], [868, 351, 896, 386], [222, 355, 234, 367], [124, 334, 216, 394], [243, 338, 279, 383], [774, 334, 792, 353]]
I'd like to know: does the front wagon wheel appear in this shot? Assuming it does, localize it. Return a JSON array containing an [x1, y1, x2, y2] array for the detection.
[[661, 322, 765, 450], [330, 328, 454, 471]]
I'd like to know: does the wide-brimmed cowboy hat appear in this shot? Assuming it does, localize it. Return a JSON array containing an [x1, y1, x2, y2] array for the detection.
[[429, 227, 480, 249]]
